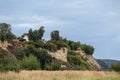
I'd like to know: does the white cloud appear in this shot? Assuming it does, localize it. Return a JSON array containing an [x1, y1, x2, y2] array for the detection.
[[21, 16, 64, 26], [63, 0, 96, 9], [12, 23, 37, 28], [0, 15, 65, 29], [0, 16, 14, 21]]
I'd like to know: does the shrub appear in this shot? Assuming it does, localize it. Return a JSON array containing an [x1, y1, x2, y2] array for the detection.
[[55, 41, 68, 49], [24, 46, 52, 70], [45, 60, 61, 70], [24, 45, 37, 56], [67, 40, 81, 50], [67, 51, 89, 70], [25, 41, 35, 45], [35, 49, 52, 69], [20, 55, 40, 70], [0, 55, 20, 72], [68, 55, 82, 65], [111, 62, 120, 72], [80, 44, 94, 55], [44, 42, 57, 52], [6, 33, 16, 40], [34, 40, 45, 48]]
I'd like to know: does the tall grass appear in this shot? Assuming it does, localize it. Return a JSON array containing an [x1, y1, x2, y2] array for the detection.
[[0, 71, 120, 80]]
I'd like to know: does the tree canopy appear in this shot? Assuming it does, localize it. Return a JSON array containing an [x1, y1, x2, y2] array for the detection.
[[28, 26, 45, 41], [0, 23, 15, 41]]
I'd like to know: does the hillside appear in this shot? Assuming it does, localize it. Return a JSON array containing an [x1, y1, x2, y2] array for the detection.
[[0, 23, 101, 71], [97, 59, 119, 70]]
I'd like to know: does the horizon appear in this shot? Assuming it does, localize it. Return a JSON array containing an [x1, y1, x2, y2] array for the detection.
[[0, 0, 120, 60]]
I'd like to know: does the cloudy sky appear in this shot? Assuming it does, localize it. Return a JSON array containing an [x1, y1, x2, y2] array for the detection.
[[0, 0, 120, 60]]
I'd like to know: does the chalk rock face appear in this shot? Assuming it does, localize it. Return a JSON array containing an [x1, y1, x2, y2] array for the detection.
[[0, 41, 11, 50], [48, 47, 68, 62], [86, 55, 101, 70]]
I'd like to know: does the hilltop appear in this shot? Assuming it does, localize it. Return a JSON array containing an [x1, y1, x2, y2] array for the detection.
[[0, 23, 101, 71]]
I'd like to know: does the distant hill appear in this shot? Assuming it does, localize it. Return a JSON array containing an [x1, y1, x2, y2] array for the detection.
[[97, 59, 119, 70]]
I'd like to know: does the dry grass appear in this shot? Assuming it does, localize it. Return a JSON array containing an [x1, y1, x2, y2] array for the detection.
[[0, 70, 120, 80]]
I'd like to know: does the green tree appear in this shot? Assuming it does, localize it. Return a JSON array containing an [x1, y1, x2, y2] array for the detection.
[[6, 32, 16, 40], [51, 30, 60, 41], [68, 40, 81, 50], [28, 28, 33, 41], [111, 62, 120, 72], [28, 26, 45, 42], [20, 55, 40, 70], [38, 26, 45, 40], [0, 23, 15, 41], [0, 23, 11, 34]]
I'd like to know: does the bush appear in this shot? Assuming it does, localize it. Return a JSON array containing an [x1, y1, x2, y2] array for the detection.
[[68, 55, 82, 65], [44, 42, 57, 52], [24, 45, 37, 56], [20, 55, 40, 70], [45, 60, 61, 70], [6, 33, 16, 40], [24, 45, 52, 70], [67, 51, 89, 70], [34, 40, 45, 48], [80, 44, 94, 55], [67, 40, 81, 50], [55, 41, 68, 49], [111, 62, 120, 72], [35, 49, 52, 69], [0, 55, 20, 72], [25, 41, 35, 45]]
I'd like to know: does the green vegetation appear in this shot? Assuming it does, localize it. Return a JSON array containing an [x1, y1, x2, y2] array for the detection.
[[0, 22, 96, 72], [67, 51, 89, 70], [45, 60, 61, 70], [20, 55, 40, 70], [51, 30, 60, 41], [0, 23, 15, 41], [28, 26, 45, 42], [80, 44, 95, 55], [0, 50, 20, 72], [44, 41, 57, 52], [111, 62, 120, 72]]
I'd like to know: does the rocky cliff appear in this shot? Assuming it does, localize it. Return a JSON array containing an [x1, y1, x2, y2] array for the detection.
[[0, 40, 101, 71], [49, 47, 101, 70], [48, 47, 68, 62]]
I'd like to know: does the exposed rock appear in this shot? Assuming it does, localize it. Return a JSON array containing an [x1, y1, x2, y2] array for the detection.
[[0, 41, 11, 50], [86, 55, 101, 71], [75, 48, 101, 71], [48, 47, 68, 62]]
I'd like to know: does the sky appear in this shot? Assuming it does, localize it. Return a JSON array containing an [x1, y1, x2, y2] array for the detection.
[[0, 0, 120, 60]]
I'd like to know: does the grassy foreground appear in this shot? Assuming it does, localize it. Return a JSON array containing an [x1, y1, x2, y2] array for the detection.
[[0, 71, 120, 80]]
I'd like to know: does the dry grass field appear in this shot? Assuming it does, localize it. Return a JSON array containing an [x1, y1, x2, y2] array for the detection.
[[0, 71, 120, 80]]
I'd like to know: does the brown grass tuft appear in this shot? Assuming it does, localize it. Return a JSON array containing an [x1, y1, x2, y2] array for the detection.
[[0, 70, 120, 80]]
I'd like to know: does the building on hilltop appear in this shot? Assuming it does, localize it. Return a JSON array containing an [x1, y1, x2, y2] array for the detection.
[[23, 35, 29, 42]]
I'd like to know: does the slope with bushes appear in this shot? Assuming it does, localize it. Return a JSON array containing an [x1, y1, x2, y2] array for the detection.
[[0, 23, 101, 72]]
